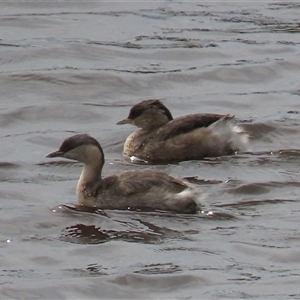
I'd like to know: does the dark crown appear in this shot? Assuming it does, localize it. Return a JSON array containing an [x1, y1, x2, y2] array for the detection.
[[59, 134, 104, 157], [128, 99, 173, 121]]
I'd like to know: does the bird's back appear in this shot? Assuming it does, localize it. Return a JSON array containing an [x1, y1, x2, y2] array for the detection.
[[123, 114, 248, 164], [93, 169, 198, 213]]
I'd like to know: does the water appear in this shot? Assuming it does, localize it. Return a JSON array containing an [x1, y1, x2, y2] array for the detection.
[[1, 1, 300, 299]]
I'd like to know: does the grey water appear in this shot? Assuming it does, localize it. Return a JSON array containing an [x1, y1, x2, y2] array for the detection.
[[1, 1, 300, 299]]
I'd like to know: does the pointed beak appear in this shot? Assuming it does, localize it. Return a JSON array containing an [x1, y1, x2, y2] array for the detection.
[[116, 118, 132, 125], [45, 150, 64, 158]]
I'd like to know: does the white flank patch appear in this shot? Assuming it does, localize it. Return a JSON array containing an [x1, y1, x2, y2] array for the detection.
[[209, 116, 249, 151], [175, 188, 207, 207], [129, 155, 149, 164], [175, 188, 193, 199]]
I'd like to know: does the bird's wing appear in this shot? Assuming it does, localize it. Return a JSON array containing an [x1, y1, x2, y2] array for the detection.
[[118, 169, 187, 196], [155, 113, 225, 140]]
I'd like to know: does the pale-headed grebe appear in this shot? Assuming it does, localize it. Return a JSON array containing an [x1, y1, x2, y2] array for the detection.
[[117, 99, 248, 164], [46, 134, 201, 213]]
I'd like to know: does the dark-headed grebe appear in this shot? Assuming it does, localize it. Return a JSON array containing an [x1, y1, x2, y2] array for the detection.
[[117, 99, 248, 164], [46, 134, 201, 213]]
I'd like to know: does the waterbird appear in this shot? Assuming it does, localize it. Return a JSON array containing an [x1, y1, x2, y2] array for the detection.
[[117, 99, 248, 164], [46, 133, 202, 213]]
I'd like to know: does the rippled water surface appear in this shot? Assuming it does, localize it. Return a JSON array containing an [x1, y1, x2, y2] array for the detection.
[[1, 1, 300, 299]]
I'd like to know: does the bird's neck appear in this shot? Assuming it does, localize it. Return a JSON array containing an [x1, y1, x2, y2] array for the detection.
[[76, 162, 103, 205], [76, 152, 104, 205], [79, 162, 102, 185]]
